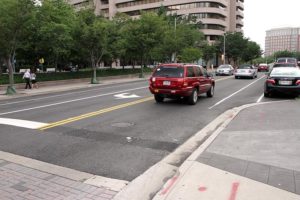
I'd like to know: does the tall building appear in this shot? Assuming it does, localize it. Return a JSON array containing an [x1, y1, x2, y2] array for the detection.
[[265, 27, 300, 56], [67, 0, 244, 43]]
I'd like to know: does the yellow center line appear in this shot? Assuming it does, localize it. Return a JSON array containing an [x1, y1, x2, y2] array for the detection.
[[39, 96, 154, 130], [39, 77, 230, 131]]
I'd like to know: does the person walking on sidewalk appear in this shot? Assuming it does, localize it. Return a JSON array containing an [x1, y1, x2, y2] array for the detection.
[[23, 69, 32, 89], [31, 71, 38, 89]]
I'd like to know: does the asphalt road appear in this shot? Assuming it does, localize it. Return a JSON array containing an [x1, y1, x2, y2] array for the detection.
[[0, 73, 294, 181]]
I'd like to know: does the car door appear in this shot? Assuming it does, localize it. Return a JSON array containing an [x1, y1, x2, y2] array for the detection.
[[186, 66, 197, 89], [195, 66, 209, 93]]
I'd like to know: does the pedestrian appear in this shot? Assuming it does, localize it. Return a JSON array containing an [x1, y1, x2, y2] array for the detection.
[[22, 69, 31, 89], [31, 71, 38, 89]]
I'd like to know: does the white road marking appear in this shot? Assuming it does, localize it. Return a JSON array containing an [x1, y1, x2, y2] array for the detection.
[[0, 86, 147, 116], [0, 118, 48, 129], [209, 76, 266, 109], [114, 93, 140, 99], [0, 82, 146, 106], [256, 93, 264, 103]]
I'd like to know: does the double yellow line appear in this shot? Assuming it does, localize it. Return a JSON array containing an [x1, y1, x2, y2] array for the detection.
[[39, 96, 153, 130]]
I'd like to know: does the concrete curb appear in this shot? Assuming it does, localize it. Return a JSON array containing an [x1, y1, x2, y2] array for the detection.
[[153, 100, 292, 199], [114, 100, 292, 200]]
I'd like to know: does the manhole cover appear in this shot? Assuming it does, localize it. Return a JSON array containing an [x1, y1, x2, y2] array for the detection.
[[111, 122, 134, 128]]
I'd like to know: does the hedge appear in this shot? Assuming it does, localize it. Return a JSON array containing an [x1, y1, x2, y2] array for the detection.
[[0, 68, 153, 85]]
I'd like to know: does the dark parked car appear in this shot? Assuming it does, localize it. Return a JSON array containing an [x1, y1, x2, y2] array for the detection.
[[264, 67, 300, 97], [149, 63, 215, 105]]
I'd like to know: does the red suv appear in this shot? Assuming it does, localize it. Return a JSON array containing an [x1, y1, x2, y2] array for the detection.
[[149, 63, 215, 105]]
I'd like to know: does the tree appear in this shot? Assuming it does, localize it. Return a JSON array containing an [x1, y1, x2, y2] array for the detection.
[[0, 0, 35, 94], [36, 0, 76, 70], [180, 48, 202, 63], [242, 41, 261, 63], [121, 12, 168, 77], [273, 50, 294, 59], [218, 32, 247, 65], [74, 9, 112, 83], [202, 43, 217, 68]]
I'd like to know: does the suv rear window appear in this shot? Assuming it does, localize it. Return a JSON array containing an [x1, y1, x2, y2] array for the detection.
[[153, 66, 184, 78]]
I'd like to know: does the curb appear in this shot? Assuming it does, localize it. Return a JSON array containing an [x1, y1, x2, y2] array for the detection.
[[115, 100, 292, 200], [152, 100, 292, 200]]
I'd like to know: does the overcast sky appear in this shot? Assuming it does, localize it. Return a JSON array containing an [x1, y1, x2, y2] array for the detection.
[[243, 0, 300, 51]]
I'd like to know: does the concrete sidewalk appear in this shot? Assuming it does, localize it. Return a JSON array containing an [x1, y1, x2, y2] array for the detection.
[[0, 74, 150, 100], [152, 100, 300, 200]]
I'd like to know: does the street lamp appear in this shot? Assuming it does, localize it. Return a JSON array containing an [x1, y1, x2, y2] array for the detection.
[[223, 33, 226, 64], [173, 13, 189, 63]]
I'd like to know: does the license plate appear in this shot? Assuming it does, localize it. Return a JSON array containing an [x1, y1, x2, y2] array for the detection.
[[279, 80, 292, 85], [240, 70, 245, 72], [163, 81, 171, 86], [154, 89, 159, 92]]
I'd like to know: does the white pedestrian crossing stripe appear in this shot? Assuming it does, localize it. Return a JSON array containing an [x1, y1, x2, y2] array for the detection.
[[0, 118, 48, 129]]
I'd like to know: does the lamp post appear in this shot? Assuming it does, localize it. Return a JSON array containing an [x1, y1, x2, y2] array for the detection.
[[223, 33, 226, 64]]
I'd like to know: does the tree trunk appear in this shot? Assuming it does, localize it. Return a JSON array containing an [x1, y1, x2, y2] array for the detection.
[[5, 55, 16, 95]]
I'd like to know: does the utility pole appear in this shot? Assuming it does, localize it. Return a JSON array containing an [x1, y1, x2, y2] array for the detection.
[[223, 33, 226, 64]]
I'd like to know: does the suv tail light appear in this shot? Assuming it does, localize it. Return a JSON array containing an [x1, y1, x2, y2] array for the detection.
[[296, 80, 300, 85]]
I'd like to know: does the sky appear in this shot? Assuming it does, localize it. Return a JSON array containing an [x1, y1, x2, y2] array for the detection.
[[243, 0, 300, 51]]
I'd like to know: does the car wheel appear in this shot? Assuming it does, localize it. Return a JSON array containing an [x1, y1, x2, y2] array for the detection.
[[264, 92, 270, 97], [188, 89, 198, 105], [207, 85, 214, 97], [235, 76, 238, 79], [154, 94, 164, 103]]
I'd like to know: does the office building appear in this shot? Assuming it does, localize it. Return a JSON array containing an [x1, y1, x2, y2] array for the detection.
[[67, 0, 244, 43], [265, 27, 300, 56]]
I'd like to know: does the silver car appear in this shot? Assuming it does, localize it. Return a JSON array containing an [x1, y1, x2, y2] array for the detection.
[[235, 64, 257, 79], [215, 64, 234, 76]]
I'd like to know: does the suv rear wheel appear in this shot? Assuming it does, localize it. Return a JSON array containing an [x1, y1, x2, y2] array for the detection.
[[188, 89, 198, 105], [154, 94, 164, 103], [207, 85, 214, 97]]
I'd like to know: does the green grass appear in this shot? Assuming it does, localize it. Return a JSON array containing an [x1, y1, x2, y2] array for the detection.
[[0, 68, 153, 85]]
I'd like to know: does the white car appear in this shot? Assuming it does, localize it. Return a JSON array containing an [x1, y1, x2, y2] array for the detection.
[[215, 64, 234, 76], [235, 64, 257, 79]]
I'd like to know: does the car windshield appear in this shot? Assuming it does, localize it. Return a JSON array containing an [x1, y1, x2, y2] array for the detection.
[[270, 68, 300, 77], [273, 63, 296, 68], [152, 66, 184, 78], [238, 65, 251, 69]]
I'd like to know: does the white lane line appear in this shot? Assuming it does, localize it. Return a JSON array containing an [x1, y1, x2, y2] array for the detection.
[[256, 93, 264, 103], [0, 82, 146, 106], [0, 118, 48, 129], [209, 76, 266, 109], [0, 86, 148, 116]]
